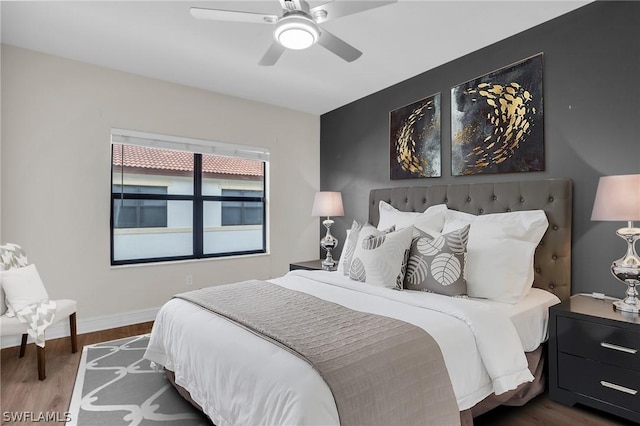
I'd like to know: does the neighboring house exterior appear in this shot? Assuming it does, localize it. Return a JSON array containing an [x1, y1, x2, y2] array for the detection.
[[112, 144, 264, 261]]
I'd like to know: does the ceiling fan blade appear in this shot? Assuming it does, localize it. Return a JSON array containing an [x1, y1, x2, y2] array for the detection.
[[190, 7, 278, 24], [310, 1, 396, 23], [318, 29, 362, 63], [258, 42, 286, 66]]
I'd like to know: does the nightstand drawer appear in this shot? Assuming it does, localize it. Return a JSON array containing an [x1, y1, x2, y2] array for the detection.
[[559, 353, 640, 413], [557, 316, 640, 371]]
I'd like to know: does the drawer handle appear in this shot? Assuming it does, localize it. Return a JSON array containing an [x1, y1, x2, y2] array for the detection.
[[600, 342, 637, 354], [600, 381, 638, 396]]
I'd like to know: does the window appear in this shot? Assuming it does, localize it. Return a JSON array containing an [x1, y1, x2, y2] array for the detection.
[[110, 129, 268, 265], [113, 185, 168, 228], [221, 190, 264, 226]]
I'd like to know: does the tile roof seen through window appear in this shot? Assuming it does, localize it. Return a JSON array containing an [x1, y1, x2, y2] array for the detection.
[[113, 144, 263, 177]]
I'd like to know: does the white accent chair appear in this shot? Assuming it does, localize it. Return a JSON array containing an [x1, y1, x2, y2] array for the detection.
[[0, 243, 77, 380]]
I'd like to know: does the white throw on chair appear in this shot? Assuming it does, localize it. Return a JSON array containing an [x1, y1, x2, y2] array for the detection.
[[0, 243, 77, 380]]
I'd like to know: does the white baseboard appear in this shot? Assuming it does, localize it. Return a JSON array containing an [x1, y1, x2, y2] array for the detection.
[[0, 307, 159, 349]]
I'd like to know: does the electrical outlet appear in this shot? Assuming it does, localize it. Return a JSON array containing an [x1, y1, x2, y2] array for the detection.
[[186, 274, 193, 286]]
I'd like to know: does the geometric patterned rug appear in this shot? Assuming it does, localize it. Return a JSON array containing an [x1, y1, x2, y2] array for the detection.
[[67, 335, 211, 426]]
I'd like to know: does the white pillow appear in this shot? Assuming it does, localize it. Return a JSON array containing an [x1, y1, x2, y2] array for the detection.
[[1, 264, 49, 316], [442, 208, 548, 304], [349, 225, 414, 289], [377, 201, 447, 234], [414, 204, 448, 234]]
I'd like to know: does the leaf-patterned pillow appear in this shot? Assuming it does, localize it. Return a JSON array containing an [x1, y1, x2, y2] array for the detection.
[[338, 222, 395, 276], [337, 220, 364, 275], [403, 225, 470, 296], [348, 225, 413, 289]]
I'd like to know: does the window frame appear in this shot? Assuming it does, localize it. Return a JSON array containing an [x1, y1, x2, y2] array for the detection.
[[110, 137, 267, 266]]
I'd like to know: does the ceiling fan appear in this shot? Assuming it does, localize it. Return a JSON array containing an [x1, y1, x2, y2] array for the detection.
[[190, 0, 397, 66]]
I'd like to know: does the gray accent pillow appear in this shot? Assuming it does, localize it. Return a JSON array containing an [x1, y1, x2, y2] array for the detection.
[[403, 225, 470, 296]]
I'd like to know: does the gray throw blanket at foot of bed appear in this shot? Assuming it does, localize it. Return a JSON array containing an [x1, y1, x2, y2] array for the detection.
[[176, 280, 460, 426]]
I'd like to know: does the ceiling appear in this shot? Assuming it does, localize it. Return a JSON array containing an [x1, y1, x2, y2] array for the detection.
[[1, 1, 591, 115]]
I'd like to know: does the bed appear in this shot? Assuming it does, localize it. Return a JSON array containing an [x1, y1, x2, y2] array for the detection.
[[144, 178, 572, 425]]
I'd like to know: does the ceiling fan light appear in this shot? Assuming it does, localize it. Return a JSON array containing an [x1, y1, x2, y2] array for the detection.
[[279, 27, 315, 50], [274, 16, 319, 50]]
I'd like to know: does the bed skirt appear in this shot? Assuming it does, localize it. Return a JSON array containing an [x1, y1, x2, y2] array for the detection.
[[165, 370, 204, 413]]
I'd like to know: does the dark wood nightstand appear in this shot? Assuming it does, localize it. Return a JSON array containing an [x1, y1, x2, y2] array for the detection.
[[549, 294, 640, 423], [289, 260, 327, 271]]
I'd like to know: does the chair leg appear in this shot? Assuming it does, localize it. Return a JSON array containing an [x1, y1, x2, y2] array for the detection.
[[19, 334, 28, 358], [70, 312, 78, 353], [37, 345, 46, 380]]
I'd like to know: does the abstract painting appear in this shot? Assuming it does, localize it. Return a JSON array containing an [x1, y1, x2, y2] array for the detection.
[[389, 93, 441, 179], [451, 53, 544, 176]]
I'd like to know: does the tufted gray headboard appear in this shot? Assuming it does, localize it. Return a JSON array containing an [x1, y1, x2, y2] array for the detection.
[[369, 179, 572, 301]]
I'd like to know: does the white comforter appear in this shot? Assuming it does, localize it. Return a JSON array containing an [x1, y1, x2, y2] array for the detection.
[[145, 270, 536, 426]]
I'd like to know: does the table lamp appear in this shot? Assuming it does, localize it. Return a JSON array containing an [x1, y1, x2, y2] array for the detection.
[[591, 174, 640, 313], [311, 191, 344, 270]]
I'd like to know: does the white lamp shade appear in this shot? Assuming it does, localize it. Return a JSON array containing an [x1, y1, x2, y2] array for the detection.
[[311, 191, 344, 217], [591, 174, 640, 221]]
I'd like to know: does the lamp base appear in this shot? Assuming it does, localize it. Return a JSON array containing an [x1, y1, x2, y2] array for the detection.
[[612, 278, 639, 314], [321, 254, 336, 271], [320, 217, 338, 271], [610, 224, 640, 314], [613, 299, 640, 314]]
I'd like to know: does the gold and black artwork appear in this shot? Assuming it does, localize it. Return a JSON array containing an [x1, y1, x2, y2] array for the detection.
[[389, 93, 441, 179], [451, 53, 544, 176]]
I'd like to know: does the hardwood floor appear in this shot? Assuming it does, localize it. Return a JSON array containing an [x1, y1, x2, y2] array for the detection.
[[0, 322, 153, 425], [474, 394, 636, 426], [0, 322, 635, 425]]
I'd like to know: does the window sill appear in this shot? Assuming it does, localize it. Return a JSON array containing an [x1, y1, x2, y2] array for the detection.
[[109, 251, 270, 269]]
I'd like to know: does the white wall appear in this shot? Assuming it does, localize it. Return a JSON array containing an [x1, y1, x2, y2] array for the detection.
[[0, 45, 320, 326]]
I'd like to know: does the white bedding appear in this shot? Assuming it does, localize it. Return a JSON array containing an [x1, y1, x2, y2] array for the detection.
[[144, 270, 556, 426], [472, 287, 560, 351]]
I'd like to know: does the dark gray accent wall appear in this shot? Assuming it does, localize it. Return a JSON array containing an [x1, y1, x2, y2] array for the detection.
[[320, 1, 640, 298]]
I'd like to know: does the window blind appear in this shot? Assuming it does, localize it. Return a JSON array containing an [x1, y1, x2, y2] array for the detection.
[[111, 128, 270, 162]]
